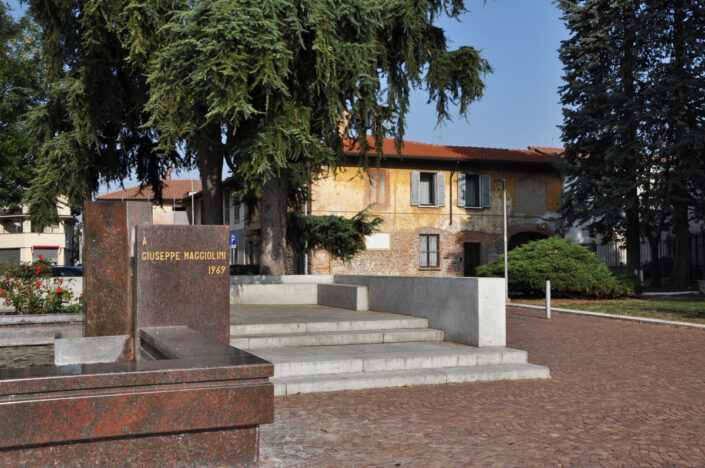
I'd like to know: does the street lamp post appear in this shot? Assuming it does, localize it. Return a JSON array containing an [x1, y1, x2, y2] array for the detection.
[[495, 178, 508, 300]]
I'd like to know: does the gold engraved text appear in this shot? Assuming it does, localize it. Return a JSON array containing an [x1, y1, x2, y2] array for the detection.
[[140, 250, 227, 261]]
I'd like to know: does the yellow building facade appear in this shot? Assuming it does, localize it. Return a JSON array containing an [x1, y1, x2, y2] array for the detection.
[[308, 140, 563, 276]]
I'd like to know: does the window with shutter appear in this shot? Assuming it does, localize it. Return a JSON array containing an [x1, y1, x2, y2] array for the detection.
[[459, 173, 491, 209]]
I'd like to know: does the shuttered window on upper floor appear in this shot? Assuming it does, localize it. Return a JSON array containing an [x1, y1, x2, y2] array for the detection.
[[410, 172, 445, 207], [458, 173, 491, 209]]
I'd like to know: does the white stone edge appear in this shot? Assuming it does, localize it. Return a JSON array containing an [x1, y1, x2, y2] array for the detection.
[[509, 303, 705, 330], [0, 314, 84, 325]]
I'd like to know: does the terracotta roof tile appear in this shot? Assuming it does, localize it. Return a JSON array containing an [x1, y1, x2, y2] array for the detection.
[[344, 138, 562, 164], [98, 179, 201, 202]]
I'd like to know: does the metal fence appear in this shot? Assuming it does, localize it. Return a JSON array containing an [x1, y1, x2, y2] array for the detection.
[[593, 232, 705, 281]]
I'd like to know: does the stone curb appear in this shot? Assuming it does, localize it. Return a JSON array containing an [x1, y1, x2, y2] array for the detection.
[[510, 303, 705, 330], [0, 314, 84, 326]]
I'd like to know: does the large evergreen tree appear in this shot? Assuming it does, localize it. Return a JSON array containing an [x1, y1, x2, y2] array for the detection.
[[559, 0, 705, 287], [25, 0, 490, 274], [645, 0, 705, 287], [558, 0, 647, 274], [0, 3, 42, 212]]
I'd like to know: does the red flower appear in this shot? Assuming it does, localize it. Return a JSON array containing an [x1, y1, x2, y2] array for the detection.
[[38, 255, 44, 261], [0, 290, 4, 295], [3, 279, 7, 283], [59, 278, 63, 283], [56, 288, 63, 294], [36, 282, 42, 287], [80, 293, 83, 298], [4, 298, 8, 303]]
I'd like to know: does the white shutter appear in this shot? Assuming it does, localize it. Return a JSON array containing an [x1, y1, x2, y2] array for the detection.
[[457, 174, 466, 207], [436, 173, 445, 207], [481, 174, 491, 208], [410, 172, 420, 206]]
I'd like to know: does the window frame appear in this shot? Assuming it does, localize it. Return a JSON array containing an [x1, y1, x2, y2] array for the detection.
[[419, 234, 440, 269], [418, 172, 436, 206], [465, 174, 481, 208]]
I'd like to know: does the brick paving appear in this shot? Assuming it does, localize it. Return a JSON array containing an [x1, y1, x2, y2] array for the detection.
[[259, 307, 705, 467]]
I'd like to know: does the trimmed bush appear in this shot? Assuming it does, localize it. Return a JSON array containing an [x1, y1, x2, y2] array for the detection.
[[476, 237, 639, 298]]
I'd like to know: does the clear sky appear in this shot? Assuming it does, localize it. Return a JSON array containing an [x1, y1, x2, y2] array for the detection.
[[5, 0, 568, 191]]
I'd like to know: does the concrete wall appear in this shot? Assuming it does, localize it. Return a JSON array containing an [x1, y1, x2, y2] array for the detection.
[[334, 275, 505, 347], [229, 275, 333, 304]]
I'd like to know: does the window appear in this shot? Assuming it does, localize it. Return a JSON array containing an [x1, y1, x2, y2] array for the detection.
[[410, 172, 445, 207], [419, 234, 439, 268], [466, 174, 480, 207], [457, 174, 491, 209], [33, 248, 59, 264], [367, 169, 387, 207], [419, 173, 435, 205], [231, 196, 241, 224]]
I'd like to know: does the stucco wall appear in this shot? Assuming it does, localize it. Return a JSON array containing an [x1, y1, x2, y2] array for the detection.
[[309, 161, 562, 276]]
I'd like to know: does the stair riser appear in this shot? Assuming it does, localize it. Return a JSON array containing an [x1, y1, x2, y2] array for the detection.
[[229, 318, 428, 336], [231, 329, 443, 349], [271, 350, 528, 377], [273, 366, 551, 396]]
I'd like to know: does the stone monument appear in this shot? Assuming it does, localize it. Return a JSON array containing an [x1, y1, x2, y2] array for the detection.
[[0, 200, 273, 466]]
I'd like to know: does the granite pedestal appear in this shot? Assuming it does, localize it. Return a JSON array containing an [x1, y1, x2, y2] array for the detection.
[[0, 201, 273, 467]]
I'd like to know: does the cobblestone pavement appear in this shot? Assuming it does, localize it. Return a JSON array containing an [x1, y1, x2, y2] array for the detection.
[[260, 307, 705, 467]]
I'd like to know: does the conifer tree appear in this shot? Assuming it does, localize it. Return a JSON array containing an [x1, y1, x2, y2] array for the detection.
[[559, 0, 705, 286], [0, 4, 42, 212], [558, 0, 646, 273], [25, 0, 490, 274], [645, 0, 705, 287]]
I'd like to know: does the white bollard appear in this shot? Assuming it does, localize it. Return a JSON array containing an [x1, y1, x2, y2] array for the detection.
[[545, 280, 551, 319]]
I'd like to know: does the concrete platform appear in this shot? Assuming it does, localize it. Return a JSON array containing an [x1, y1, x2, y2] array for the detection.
[[230, 305, 550, 394], [230, 305, 428, 334]]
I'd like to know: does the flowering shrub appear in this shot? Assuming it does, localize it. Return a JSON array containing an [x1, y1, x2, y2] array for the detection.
[[0, 256, 82, 314]]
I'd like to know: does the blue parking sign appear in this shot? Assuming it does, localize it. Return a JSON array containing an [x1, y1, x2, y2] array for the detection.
[[230, 233, 237, 246]]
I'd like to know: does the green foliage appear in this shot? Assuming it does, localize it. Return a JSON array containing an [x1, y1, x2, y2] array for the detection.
[[25, 0, 490, 230], [476, 237, 639, 298], [557, 1, 705, 280], [0, 4, 42, 212], [610, 269, 643, 296], [287, 210, 383, 262], [1, 257, 82, 314]]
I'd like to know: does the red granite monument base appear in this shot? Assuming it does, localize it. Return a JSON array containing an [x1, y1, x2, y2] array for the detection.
[[0, 354, 273, 467], [2, 427, 259, 467]]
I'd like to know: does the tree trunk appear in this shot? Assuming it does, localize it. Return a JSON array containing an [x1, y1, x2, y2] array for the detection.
[[647, 235, 661, 288], [625, 200, 641, 274], [670, 201, 691, 288], [197, 137, 224, 225], [259, 174, 288, 275]]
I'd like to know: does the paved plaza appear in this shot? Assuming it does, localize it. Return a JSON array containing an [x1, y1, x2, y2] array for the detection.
[[260, 306, 705, 467]]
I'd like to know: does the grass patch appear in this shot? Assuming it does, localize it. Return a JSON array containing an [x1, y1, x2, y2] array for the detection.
[[514, 295, 705, 324]]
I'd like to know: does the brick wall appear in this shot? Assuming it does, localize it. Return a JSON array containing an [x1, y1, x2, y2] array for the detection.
[[309, 229, 504, 277]]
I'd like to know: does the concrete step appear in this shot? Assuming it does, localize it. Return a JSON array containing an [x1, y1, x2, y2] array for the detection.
[[249, 342, 528, 378], [230, 328, 444, 349], [271, 363, 551, 396], [317, 283, 369, 311], [230, 316, 428, 336]]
